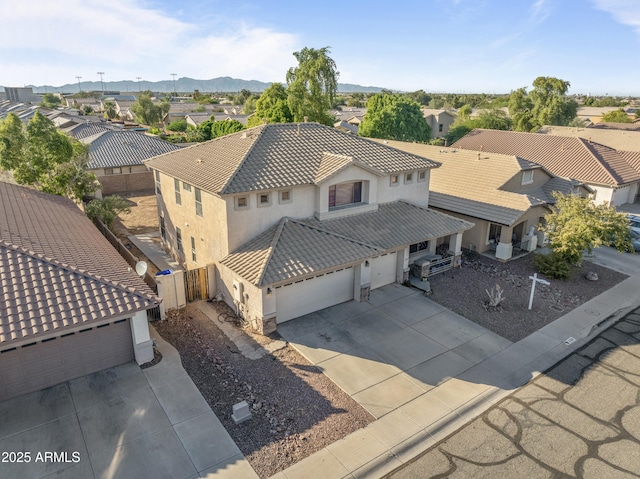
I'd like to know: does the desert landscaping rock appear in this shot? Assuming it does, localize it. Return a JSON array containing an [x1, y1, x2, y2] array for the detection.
[[153, 303, 374, 478], [426, 253, 627, 342]]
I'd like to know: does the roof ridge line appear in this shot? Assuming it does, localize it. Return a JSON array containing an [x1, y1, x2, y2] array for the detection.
[[577, 137, 623, 184], [220, 125, 267, 195], [0, 240, 159, 305], [254, 216, 288, 287]]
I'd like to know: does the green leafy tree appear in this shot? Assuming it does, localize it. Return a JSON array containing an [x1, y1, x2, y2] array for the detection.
[[541, 192, 632, 265], [286, 46, 339, 125], [445, 108, 511, 145], [247, 83, 293, 127], [405, 90, 432, 106], [40, 93, 61, 109], [242, 96, 257, 115], [509, 77, 578, 132], [600, 108, 632, 123], [210, 119, 245, 139], [85, 195, 131, 230], [0, 111, 97, 200], [359, 93, 431, 142], [103, 101, 118, 120], [131, 91, 170, 126], [81, 105, 94, 115], [167, 119, 188, 132], [457, 104, 472, 120]]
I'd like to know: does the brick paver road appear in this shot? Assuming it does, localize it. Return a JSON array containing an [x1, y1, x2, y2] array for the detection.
[[387, 310, 640, 478]]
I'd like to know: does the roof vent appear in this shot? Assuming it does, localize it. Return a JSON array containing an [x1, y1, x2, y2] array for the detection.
[[303, 116, 308, 123], [196, 158, 204, 164], [241, 132, 247, 139], [477, 152, 481, 160], [297, 124, 301, 136], [561, 143, 565, 151]]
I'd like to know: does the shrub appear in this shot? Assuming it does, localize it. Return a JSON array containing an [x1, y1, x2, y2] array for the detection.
[[534, 253, 571, 279], [167, 119, 188, 132]]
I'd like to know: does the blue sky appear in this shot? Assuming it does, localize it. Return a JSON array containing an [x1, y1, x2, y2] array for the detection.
[[1, 0, 639, 95]]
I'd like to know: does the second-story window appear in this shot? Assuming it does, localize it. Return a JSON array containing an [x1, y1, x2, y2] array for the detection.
[[329, 181, 362, 208], [522, 170, 534, 185], [195, 188, 203, 216], [176, 227, 183, 251], [155, 170, 161, 195], [191, 236, 196, 262], [175, 178, 181, 205]]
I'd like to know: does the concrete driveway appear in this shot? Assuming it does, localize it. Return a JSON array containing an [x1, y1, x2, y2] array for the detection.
[[0, 328, 257, 479], [585, 245, 640, 275], [278, 283, 513, 420]]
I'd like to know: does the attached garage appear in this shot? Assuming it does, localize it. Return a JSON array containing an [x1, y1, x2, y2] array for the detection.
[[275, 267, 355, 323], [0, 319, 134, 402], [370, 252, 398, 289]]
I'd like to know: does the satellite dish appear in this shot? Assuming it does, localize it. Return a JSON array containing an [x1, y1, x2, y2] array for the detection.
[[135, 261, 148, 277]]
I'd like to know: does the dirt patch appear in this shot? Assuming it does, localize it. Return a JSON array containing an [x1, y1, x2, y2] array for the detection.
[[425, 252, 628, 342], [153, 303, 374, 478], [109, 192, 160, 275]]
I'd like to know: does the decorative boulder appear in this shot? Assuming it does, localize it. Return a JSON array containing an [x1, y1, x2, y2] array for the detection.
[[586, 271, 599, 281]]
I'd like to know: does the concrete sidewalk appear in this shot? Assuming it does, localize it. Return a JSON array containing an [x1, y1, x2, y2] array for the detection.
[[128, 232, 182, 273], [271, 273, 640, 479]]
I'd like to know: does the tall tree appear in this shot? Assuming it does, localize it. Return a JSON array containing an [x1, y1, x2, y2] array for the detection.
[[286, 46, 339, 125], [508, 77, 578, 132], [359, 93, 431, 143], [103, 101, 118, 120], [0, 111, 97, 201], [247, 83, 293, 127], [131, 91, 170, 126], [210, 119, 245, 139]]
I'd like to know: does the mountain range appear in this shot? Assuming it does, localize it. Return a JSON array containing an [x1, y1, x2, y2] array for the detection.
[[15, 77, 384, 94]]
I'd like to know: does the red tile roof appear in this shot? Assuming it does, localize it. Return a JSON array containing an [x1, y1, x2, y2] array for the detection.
[[453, 129, 640, 186], [0, 182, 159, 344]]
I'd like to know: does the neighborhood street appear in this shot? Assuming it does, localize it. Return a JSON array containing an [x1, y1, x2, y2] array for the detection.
[[386, 309, 640, 479]]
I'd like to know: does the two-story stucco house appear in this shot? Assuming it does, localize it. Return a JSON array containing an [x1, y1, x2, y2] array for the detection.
[[145, 123, 472, 334]]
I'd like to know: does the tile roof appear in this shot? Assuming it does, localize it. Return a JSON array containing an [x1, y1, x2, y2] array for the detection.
[[538, 125, 640, 152], [65, 122, 114, 141], [304, 201, 473, 251], [221, 201, 471, 286], [590, 122, 640, 132], [145, 123, 441, 196], [220, 218, 380, 286], [84, 130, 182, 169], [453, 129, 640, 186], [0, 182, 159, 344]]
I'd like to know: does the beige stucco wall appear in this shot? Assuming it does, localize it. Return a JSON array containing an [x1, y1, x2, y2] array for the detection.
[[225, 184, 317, 254], [216, 262, 264, 325], [589, 184, 615, 206], [612, 183, 639, 206], [500, 168, 552, 192], [154, 170, 229, 269]]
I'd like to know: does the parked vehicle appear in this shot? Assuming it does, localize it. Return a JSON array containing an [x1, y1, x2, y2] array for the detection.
[[627, 214, 640, 234]]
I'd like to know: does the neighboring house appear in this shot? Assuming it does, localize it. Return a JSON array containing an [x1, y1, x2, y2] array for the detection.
[[66, 127, 182, 196], [333, 107, 366, 133], [590, 122, 640, 131], [0, 182, 159, 401], [145, 123, 472, 333], [538, 125, 640, 151], [185, 112, 211, 127], [575, 106, 635, 124], [422, 109, 455, 139], [453, 129, 640, 206], [374, 140, 591, 260], [3, 87, 40, 103]]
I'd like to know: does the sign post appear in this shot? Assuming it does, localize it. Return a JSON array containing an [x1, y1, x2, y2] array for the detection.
[[528, 273, 550, 310]]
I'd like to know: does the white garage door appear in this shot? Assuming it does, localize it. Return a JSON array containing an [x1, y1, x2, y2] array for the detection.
[[0, 319, 134, 402], [275, 267, 355, 323], [370, 252, 397, 289]]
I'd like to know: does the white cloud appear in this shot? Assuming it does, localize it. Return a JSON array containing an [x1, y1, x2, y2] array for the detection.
[[592, 0, 640, 35], [531, 0, 552, 23], [0, 0, 299, 86]]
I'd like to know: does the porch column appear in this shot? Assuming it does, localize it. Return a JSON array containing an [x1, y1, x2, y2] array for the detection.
[[448, 232, 463, 256], [496, 225, 513, 260], [131, 310, 154, 364], [397, 247, 410, 283], [354, 260, 372, 302], [428, 240, 437, 254]]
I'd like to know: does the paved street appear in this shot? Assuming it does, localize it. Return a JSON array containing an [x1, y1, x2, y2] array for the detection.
[[585, 246, 640, 276], [386, 310, 640, 479]]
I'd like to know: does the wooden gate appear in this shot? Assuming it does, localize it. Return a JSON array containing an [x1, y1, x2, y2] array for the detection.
[[184, 267, 209, 302]]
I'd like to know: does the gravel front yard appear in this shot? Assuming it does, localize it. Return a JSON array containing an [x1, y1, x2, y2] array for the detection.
[[426, 251, 628, 342], [153, 304, 374, 479]]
